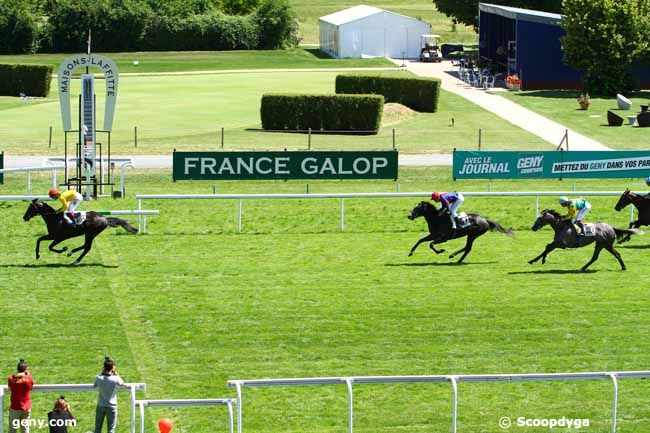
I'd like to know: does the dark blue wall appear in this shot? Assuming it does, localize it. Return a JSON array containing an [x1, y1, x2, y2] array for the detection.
[[516, 20, 582, 89]]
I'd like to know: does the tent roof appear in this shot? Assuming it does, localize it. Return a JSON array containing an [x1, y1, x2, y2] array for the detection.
[[479, 3, 563, 26], [319, 5, 425, 26]]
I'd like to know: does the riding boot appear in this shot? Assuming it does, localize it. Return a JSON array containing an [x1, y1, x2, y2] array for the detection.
[[576, 221, 585, 235], [450, 215, 457, 230], [68, 212, 78, 226]]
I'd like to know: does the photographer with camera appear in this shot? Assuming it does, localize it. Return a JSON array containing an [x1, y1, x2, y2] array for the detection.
[[7, 358, 34, 433], [93, 357, 124, 433], [48, 396, 76, 433]]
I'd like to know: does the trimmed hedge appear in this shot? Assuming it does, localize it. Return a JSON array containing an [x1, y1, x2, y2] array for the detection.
[[261, 94, 384, 132], [0, 64, 53, 97], [335, 74, 441, 112]]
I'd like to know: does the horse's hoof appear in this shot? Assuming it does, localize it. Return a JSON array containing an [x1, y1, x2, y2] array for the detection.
[[408, 252, 413, 257], [621, 267, 627, 271], [62, 246, 68, 252], [528, 260, 534, 265], [71, 260, 80, 266], [67, 251, 73, 257]]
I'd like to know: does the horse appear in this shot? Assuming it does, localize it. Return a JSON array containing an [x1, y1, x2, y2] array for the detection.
[[614, 189, 650, 242], [528, 209, 641, 271], [407, 201, 513, 263], [23, 200, 138, 265]]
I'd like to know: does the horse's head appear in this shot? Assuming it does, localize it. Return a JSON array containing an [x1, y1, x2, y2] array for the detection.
[[408, 201, 437, 220], [614, 189, 632, 212], [23, 200, 42, 222], [532, 209, 561, 231]]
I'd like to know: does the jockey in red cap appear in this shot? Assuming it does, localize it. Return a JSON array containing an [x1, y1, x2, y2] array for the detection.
[[431, 191, 464, 229], [48, 188, 83, 225]]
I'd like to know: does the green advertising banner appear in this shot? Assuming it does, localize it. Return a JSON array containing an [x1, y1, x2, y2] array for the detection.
[[453, 150, 650, 179], [173, 151, 399, 180]]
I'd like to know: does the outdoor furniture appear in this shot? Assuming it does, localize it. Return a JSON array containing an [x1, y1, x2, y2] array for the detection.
[[627, 115, 637, 126], [637, 111, 650, 127], [617, 94, 632, 110], [607, 110, 624, 126]]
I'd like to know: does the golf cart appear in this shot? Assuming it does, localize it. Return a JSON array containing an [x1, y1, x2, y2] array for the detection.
[[419, 34, 442, 63]]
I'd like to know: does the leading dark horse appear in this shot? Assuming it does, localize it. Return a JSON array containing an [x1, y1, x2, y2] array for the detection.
[[407, 201, 513, 263], [529, 209, 641, 271], [614, 189, 650, 242], [23, 200, 138, 265]]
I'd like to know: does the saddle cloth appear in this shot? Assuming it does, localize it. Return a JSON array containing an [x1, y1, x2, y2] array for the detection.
[[63, 211, 87, 225], [577, 223, 596, 237], [456, 212, 472, 229]]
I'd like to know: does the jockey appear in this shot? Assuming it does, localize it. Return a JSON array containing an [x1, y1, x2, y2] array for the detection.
[[559, 196, 591, 235], [48, 188, 83, 225], [431, 191, 464, 229]]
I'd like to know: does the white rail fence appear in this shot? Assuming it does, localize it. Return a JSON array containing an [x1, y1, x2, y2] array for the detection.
[[228, 371, 650, 433], [0, 165, 64, 194], [136, 191, 638, 233], [136, 398, 236, 433], [0, 383, 146, 433]]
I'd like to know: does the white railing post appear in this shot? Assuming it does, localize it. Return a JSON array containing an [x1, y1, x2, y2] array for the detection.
[[27, 171, 31, 194], [450, 376, 458, 433], [52, 168, 57, 188], [1, 385, 5, 433], [227, 400, 235, 433], [340, 198, 345, 231], [235, 382, 243, 433], [137, 199, 142, 233], [535, 195, 539, 217], [139, 401, 145, 433], [238, 200, 243, 233], [130, 384, 137, 433], [610, 374, 618, 433], [344, 379, 354, 433]]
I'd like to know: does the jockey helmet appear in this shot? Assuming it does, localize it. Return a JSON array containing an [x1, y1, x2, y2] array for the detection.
[[48, 188, 59, 198], [645, 176, 650, 186], [431, 192, 441, 201], [559, 196, 569, 205]]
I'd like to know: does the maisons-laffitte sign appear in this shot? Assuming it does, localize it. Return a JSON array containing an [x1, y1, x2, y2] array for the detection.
[[57, 54, 119, 132], [173, 151, 399, 180]]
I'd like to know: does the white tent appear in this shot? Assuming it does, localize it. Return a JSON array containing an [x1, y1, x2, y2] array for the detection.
[[319, 5, 432, 59]]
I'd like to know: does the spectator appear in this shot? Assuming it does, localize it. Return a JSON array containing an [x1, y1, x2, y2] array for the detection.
[[8, 358, 34, 433], [48, 396, 75, 433], [93, 357, 124, 433]]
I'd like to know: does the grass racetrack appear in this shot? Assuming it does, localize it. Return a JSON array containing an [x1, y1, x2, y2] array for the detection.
[[2, 169, 650, 432]]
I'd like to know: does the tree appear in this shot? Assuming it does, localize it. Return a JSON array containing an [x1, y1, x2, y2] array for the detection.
[[562, 0, 650, 94], [432, 0, 562, 29]]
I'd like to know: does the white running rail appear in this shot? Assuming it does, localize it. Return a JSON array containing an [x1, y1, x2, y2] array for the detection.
[[0, 165, 65, 194], [136, 398, 236, 433], [228, 371, 650, 433]]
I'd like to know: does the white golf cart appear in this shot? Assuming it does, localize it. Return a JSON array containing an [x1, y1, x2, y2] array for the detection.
[[419, 34, 442, 63]]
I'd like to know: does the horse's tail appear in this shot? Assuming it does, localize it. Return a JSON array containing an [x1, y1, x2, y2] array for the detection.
[[486, 219, 514, 237], [106, 217, 138, 234], [614, 227, 643, 242]]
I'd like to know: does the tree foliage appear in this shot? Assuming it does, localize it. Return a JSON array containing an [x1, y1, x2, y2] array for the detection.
[[562, 0, 650, 95], [432, 0, 562, 29]]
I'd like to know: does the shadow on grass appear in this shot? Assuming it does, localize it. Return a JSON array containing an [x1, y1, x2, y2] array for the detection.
[[509, 268, 597, 274], [620, 243, 650, 249], [303, 48, 334, 59], [0, 263, 118, 268], [387, 261, 496, 267]]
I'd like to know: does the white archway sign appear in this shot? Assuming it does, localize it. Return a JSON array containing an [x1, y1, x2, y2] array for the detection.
[[58, 54, 119, 131]]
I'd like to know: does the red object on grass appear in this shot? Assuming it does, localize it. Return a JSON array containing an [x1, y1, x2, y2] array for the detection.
[[158, 418, 173, 433]]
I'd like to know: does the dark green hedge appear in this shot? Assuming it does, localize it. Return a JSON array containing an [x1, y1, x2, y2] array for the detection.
[[335, 74, 441, 112], [0, 64, 52, 97], [261, 94, 384, 132], [141, 13, 258, 51]]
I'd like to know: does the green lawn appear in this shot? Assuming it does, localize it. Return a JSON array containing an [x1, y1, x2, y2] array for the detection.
[[0, 48, 394, 74], [498, 90, 650, 150], [0, 71, 550, 155], [1, 169, 649, 433], [291, 0, 476, 45]]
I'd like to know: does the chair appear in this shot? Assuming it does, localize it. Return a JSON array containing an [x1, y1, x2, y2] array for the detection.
[[607, 110, 624, 126], [482, 74, 495, 89], [637, 111, 650, 127], [616, 94, 632, 110]]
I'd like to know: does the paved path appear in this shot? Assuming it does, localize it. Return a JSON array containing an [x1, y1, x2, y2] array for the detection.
[[395, 59, 611, 151], [6, 153, 453, 169]]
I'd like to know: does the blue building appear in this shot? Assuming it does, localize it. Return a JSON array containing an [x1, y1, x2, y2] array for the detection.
[[478, 3, 582, 90]]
